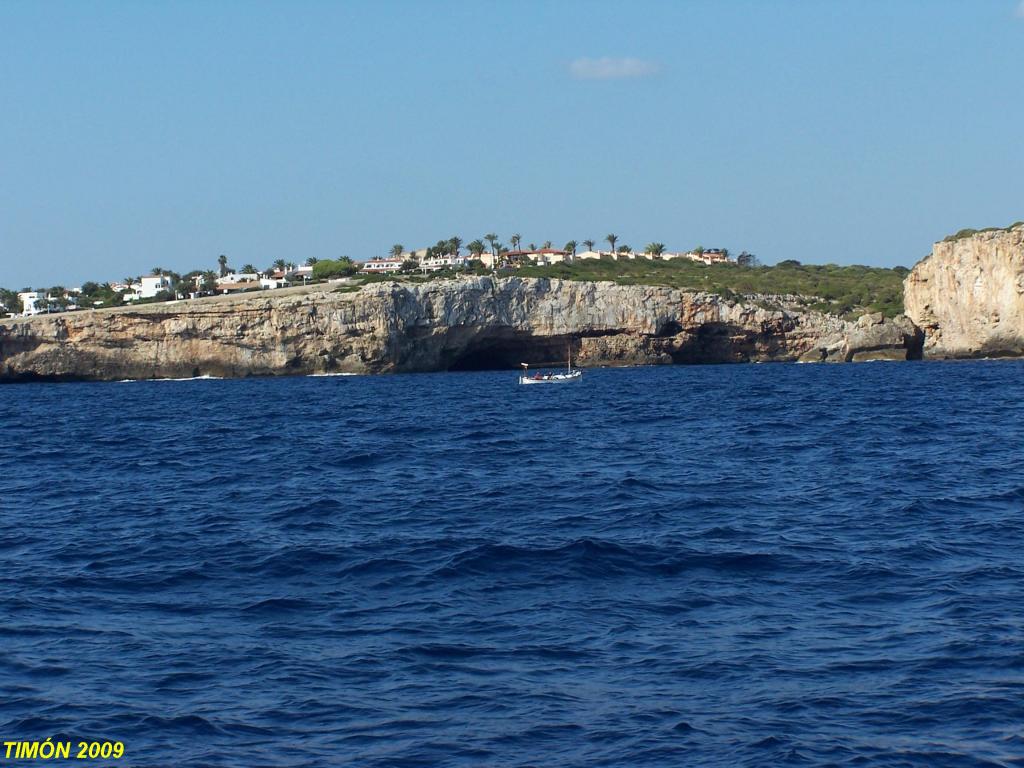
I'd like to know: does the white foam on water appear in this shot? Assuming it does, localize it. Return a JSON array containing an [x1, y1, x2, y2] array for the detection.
[[117, 375, 224, 382]]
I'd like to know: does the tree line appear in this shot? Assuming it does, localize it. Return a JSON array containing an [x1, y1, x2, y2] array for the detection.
[[2, 236, 759, 315], [383, 234, 752, 266]]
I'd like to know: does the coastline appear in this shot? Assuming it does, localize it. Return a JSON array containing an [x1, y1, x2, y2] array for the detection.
[[0, 277, 923, 383]]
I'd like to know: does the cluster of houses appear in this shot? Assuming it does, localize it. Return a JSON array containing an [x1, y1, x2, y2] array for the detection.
[[362, 246, 733, 273], [202, 264, 315, 294], [109, 274, 176, 301], [362, 251, 469, 273], [109, 265, 320, 300], [7, 245, 736, 317], [10, 265, 322, 317], [14, 282, 172, 316]]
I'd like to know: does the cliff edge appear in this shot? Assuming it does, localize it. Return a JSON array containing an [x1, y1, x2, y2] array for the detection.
[[904, 225, 1024, 358], [0, 278, 922, 381]]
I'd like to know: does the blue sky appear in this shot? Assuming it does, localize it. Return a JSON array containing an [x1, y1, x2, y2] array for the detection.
[[2, 0, 1023, 288]]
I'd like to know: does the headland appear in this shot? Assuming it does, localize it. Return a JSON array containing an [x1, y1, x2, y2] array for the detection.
[[2, 224, 1022, 381]]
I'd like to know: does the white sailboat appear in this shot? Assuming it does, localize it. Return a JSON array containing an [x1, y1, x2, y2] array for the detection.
[[519, 343, 583, 384]]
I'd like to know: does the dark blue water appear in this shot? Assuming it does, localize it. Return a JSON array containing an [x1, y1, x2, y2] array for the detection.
[[3, 362, 1024, 767]]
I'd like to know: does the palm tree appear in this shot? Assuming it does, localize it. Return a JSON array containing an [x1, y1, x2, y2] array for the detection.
[[390, 244, 404, 258], [305, 257, 319, 266], [645, 242, 666, 257], [241, 263, 256, 273], [484, 233, 498, 255], [582, 239, 595, 253], [201, 270, 218, 291], [151, 266, 165, 276], [487, 240, 503, 268], [217, 254, 228, 277], [528, 243, 537, 251], [542, 240, 552, 249], [618, 245, 632, 254], [564, 240, 578, 256], [448, 236, 463, 256], [123, 277, 135, 288], [605, 234, 618, 255], [511, 233, 522, 251], [272, 259, 287, 272], [467, 239, 486, 257]]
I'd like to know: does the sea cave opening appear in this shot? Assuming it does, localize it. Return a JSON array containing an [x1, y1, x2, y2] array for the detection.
[[447, 335, 579, 372]]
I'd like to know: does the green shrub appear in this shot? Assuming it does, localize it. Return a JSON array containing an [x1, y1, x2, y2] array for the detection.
[[312, 258, 358, 280]]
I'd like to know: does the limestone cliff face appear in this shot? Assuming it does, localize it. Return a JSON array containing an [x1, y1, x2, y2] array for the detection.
[[904, 225, 1024, 358], [0, 278, 922, 381]]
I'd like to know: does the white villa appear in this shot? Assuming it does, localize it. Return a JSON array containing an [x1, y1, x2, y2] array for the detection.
[[362, 258, 404, 273], [218, 272, 261, 285], [508, 248, 573, 266], [419, 254, 469, 271], [19, 291, 48, 316], [663, 249, 731, 264], [124, 274, 173, 301]]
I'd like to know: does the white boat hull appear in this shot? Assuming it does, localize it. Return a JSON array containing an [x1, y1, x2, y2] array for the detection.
[[519, 371, 583, 384]]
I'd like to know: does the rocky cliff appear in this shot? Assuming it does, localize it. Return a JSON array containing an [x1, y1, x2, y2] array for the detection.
[[904, 225, 1024, 358], [0, 278, 923, 381]]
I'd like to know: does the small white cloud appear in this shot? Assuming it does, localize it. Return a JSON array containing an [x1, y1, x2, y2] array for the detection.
[[569, 57, 660, 80]]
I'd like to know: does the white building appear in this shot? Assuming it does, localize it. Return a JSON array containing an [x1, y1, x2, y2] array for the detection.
[[532, 249, 572, 265], [419, 254, 468, 271], [218, 272, 261, 285], [19, 291, 48, 316], [507, 249, 573, 266], [362, 258, 404, 273], [666, 249, 732, 265], [124, 275, 173, 301], [577, 249, 636, 261]]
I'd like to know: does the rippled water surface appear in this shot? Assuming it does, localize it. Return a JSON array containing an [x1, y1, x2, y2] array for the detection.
[[3, 361, 1024, 766]]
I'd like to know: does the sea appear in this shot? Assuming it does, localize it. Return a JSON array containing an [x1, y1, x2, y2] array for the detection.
[[3, 360, 1024, 767]]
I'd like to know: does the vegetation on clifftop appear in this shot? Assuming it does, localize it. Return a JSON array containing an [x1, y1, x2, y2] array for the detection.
[[943, 222, 1024, 243], [515, 258, 908, 318]]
